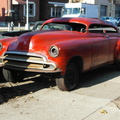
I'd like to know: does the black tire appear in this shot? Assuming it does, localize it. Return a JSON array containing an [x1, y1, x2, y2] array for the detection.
[[115, 61, 120, 71], [2, 68, 25, 83], [56, 62, 80, 91]]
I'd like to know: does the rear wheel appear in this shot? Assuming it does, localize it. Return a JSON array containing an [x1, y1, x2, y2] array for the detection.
[[56, 63, 80, 91], [3, 68, 25, 83]]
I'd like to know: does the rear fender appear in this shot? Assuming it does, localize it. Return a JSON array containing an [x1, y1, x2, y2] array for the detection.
[[115, 40, 120, 61]]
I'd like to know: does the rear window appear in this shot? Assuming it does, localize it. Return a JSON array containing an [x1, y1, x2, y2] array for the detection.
[[88, 24, 117, 33]]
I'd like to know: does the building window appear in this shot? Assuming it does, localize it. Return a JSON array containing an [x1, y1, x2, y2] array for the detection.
[[13, 5, 19, 21], [24, 2, 36, 17], [115, 5, 120, 17], [51, 7, 62, 17], [100, 5, 107, 17]]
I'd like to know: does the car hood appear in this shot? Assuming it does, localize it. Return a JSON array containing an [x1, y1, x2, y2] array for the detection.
[[8, 30, 85, 53]]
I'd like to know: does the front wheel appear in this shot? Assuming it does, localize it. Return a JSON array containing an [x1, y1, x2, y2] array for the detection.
[[56, 63, 80, 91], [2, 69, 25, 83]]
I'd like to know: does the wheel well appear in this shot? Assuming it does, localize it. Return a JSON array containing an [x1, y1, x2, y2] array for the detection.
[[68, 56, 83, 73]]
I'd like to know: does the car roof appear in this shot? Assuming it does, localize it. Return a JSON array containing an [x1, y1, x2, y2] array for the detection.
[[43, 17, 116, 28]]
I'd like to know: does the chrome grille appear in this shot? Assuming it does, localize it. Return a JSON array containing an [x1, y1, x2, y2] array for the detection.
[[3, 51, 56, 71]]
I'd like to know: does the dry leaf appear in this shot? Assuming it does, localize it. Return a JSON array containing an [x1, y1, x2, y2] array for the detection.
[[100, 110, 108, 114]]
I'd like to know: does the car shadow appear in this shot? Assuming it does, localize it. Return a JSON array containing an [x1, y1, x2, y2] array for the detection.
[[77, 64, 120, 89], [0, 77, 56, 104], [0, 65, 120, 104]]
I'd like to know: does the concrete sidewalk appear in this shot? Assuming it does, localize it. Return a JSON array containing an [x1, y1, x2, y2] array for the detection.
[[0, 65, 120, 120]]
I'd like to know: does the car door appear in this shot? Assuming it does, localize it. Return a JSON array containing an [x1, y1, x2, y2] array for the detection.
[[88, 25, 109, 67], [91, 33, 109, 67]]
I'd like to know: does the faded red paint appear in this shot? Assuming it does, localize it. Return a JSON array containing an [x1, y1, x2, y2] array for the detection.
[[1, 17, 120, 76]]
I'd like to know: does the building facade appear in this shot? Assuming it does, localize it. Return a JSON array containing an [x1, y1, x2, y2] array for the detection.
[[0, 0, 69, 25], [0, 0, 120, 26], [0, 0, 12, 23], [40, 0, 69, 20], [12, 0, 40, 25]]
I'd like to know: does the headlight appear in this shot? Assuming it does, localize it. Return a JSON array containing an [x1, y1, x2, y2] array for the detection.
[[0, 42, 3, 51], [49, 45, 59, 57]]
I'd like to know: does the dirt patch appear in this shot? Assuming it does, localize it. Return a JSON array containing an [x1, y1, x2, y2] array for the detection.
[[112, 97, 120, 109]]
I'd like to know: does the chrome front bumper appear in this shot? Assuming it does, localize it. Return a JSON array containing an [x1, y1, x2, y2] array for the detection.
[[2, 51, 61, 73]]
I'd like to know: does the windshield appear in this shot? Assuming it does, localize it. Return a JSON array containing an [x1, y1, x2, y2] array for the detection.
[[41, 23, 86, 33], [41, 23, 73, 31], [63, 8, 80, 15]]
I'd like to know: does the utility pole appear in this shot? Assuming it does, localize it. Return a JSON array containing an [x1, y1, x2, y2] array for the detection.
[[25, 0, 30, 30]]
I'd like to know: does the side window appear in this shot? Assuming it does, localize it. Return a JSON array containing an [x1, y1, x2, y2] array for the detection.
[[71, 23, 86, 33], [89, 24, 117, 33], [73, 8, 80, 14], [63, 8, 72, 15]]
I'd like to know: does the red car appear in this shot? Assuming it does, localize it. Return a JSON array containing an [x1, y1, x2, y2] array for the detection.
[[0, 17, 120, 91]]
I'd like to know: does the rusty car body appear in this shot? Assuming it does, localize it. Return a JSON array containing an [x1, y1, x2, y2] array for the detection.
[[0, 17, 120, 91]]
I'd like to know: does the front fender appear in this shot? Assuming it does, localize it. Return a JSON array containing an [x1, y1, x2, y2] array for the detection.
[[47, 39, 92, 74], [0, 37, 18, 56]]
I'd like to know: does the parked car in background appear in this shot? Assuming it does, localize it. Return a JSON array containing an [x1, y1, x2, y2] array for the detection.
[[115, 17, 120, 26], [0, 21, 44, 39], [100, 16, 118, 26], [32, 21, 44, 30], [0, 17, 120, 91]]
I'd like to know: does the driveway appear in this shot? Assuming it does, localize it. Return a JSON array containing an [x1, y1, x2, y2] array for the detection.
[[0, 65, 120, 120]]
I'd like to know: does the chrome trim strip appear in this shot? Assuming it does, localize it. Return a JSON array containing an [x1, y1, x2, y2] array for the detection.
[[5, 57, 56, 68], [4, 66, 61, 73], [5, 51, 47, 62], [4, 63, 56, 71], [5, 57, 44, 64]]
